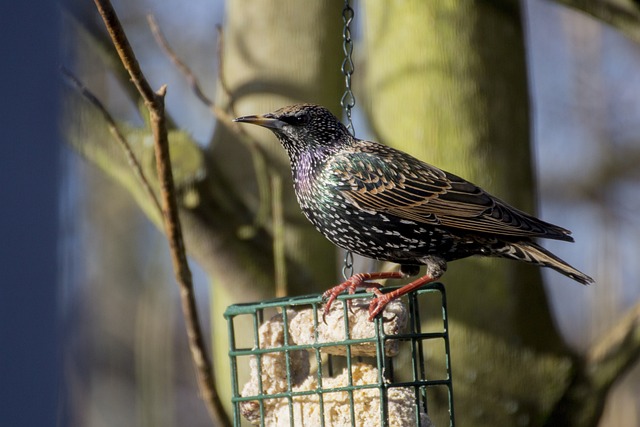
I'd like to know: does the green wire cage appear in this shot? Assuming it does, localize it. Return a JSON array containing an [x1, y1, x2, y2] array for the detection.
[[225, 282, 455, 427]]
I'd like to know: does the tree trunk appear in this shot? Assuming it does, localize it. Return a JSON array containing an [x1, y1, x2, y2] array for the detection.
[[363, 2, 574, 425]]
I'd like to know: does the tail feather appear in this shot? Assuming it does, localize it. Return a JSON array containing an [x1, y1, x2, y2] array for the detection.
[[500, 241, 594, 285]]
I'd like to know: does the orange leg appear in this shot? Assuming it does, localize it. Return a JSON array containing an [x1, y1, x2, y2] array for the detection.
[[367, 274, 436, 321], [322, 271, 406, 322]]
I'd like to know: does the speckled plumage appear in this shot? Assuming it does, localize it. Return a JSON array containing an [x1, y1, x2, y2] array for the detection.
[[235, 104, 593, 319]]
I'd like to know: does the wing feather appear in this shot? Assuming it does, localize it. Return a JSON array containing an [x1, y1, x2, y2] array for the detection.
[[327, 143, 573, 241]]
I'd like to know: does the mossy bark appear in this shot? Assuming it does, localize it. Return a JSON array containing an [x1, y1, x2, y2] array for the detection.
[[363, 2, 574, 425]]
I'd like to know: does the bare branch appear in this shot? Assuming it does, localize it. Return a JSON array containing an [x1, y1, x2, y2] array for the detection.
[[215, 25, 234, 106], [92, 1, 230, 425], [148, 14, 214, 109], [61, 66, 163, 219], [147, 14, 237, 127], [147, 15, 276, 244], [214, 24, 275, 233]]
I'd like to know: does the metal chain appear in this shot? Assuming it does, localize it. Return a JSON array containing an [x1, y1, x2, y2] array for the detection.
[[342, 250, 354, 280], [341, 0, 355, 279], [341, 1, 355, 134]]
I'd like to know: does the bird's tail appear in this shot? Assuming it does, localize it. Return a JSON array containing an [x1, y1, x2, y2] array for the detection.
[[499, 241, 594, 285]]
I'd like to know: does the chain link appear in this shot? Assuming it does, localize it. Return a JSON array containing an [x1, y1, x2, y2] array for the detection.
[[341, 0, 355, 279], [341, 0, 355, 135], [342, 249, 354, 281]]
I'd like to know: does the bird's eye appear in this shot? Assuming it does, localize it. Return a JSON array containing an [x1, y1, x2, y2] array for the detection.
[[283, 113, 310, 126]]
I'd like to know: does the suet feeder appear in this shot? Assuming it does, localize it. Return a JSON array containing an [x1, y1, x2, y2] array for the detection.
[[225, 282, 455, 426]]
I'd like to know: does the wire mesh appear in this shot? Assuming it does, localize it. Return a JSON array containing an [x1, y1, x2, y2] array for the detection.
[[225, 283, 455, 427]]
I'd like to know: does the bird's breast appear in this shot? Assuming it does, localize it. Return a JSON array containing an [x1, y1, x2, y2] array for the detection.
[[296, 185, 464, 263]]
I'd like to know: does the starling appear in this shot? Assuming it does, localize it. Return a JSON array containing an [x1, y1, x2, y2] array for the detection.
[[234, 104, 593, 320]]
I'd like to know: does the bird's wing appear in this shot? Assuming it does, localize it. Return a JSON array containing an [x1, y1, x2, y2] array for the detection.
[[328, 146, 573, 241]]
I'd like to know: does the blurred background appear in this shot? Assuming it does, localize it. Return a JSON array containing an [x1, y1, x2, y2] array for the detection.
[[3, 1, 639, 426]]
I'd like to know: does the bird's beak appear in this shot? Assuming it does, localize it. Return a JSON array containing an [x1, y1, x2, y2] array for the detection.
[[233, 114, 285, 130]]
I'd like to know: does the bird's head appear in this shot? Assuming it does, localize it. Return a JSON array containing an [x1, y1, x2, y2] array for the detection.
[[234, 104, 352, 158]]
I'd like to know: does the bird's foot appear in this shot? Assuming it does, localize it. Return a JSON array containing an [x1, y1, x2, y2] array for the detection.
[[321, 271, 405, 323], [367, 274, 438, 321], [366, 288, 392, 321]]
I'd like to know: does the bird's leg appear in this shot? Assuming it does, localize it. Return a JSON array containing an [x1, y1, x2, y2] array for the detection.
[[367, 274, 436, 321], [322, 271, 406, 322]]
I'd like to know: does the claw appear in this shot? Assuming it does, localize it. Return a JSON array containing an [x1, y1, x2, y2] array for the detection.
[[321, 274, 366, 323], [367, 293, 392, 321], [321, 271, 407, 323], [366, 274, 438, 321]]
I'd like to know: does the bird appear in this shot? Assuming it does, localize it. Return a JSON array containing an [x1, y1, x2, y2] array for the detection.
[[234, 104, 594, 321]]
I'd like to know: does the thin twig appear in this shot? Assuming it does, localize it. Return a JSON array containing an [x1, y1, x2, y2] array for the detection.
[[147, 14, 235, 125], [147, 14, 287, 299], [215, 25, 233, 105], [214, 23, 272, 230], [148, 14, 214, 109], [148, 15, 274, 237], [92, 1, 230, 425], [61, 66, 163, 219], [271, 173, 287, 297]]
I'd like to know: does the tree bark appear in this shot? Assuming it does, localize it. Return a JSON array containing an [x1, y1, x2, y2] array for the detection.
[[363, 2, 574, 425]]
